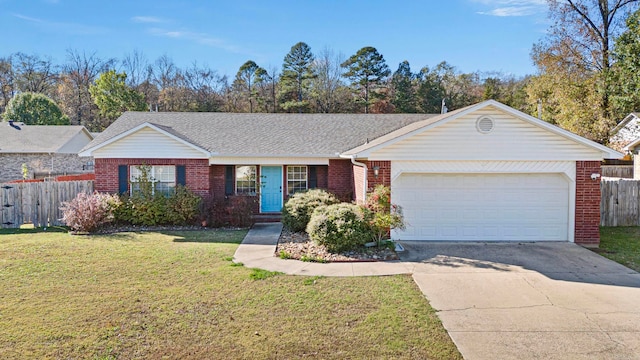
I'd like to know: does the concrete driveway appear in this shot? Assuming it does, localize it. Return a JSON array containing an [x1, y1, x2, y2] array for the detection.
[[400, 242, 640, 360]]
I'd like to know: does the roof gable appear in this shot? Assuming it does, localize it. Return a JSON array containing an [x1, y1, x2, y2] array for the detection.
[[343, 100, 622, 161], [0, 124, 92, 154], [80, 122, 211, 158]]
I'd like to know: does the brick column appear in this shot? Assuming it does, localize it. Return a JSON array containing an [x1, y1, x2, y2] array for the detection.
[[575, 161, 601, 247]]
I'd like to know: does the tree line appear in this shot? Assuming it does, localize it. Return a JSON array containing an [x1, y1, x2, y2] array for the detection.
[[3, 0, 640, 146], [0, 46, 530, 132]]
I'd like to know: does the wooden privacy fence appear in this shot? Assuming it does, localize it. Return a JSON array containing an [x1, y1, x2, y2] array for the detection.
[[601, 178, 640, 226], [601, 165, 633, 179], [0, 180, 94, 229]]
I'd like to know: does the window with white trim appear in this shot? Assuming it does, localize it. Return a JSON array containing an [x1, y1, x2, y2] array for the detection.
[[130, 165, 176, 196], [236, 165, 257, 195], [287, 166, 307, 195]]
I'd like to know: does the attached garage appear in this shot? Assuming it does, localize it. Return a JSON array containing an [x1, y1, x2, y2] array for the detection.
[[392, 172, 570, 241], [341, 100, 622, 245]]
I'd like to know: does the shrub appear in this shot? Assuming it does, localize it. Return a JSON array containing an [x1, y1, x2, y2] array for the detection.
[[363, 185, 405, 245], [306, 203, 374, 253], [199, 195, 257, 228], [282, 189, 340, 232], [115, 186, 201, 226], [165, 185, 201, 225], [60, 192, 121, 233]]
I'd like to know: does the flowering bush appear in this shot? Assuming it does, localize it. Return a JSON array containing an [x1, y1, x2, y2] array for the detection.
[[60, 192, 121, 233], [363, 185, 405, 245]]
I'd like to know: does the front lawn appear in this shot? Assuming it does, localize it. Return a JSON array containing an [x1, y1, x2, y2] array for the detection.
[[0, 229, 461, 359], [598, 227, 640, 272]]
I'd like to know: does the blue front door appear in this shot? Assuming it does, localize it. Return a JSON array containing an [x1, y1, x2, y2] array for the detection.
[[260, 166, 282, 212]]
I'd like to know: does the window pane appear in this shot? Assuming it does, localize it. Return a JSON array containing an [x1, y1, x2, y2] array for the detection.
[[236, 166, 257, 195], [287, 166, 307, 195], [129, 165, 176, 195]]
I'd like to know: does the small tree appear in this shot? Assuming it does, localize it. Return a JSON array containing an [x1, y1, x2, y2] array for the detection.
[[89, 69, 146, 127], [2, 92, 70, 125], [363, 185, 405, 246]]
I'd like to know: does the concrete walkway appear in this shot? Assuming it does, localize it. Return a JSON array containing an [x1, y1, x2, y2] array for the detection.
[[234, 223, 640, 360]]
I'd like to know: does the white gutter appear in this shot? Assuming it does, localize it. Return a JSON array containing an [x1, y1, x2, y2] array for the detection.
[[348, 155, 368, 203]]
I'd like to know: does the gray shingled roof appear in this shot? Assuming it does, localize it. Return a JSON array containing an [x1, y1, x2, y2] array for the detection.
[[82, 112, 439, 157], [0, 123, 90, 153]]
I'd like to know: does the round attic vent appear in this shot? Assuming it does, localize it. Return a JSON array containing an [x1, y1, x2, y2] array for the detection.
[[476, 116, 495, 133]]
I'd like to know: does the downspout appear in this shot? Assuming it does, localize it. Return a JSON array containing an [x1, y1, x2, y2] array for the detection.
[[349, 155, 368, 203]]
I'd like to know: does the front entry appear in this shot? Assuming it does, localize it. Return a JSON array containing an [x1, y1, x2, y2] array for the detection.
[[260, 166, 283, 212]]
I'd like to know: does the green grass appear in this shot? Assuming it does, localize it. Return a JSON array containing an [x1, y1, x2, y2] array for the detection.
[[598, 227, 640, 272], [0, 229, 461, 359]]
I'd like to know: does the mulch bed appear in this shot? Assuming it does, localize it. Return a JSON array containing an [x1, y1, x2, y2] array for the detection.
[[275, 230, 399, 262]]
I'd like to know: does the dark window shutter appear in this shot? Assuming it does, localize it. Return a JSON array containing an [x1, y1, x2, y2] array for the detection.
[[118, 165, 128, 194], [176, 165, 186, 186], [225, 166, 234, 195], [309, 166, 317, 189]]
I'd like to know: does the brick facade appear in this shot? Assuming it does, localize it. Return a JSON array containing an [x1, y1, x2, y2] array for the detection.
[[327, 159, 354, 201], [209, 165, 226, 197], [574, 160, 601, 247], [94, 158, 210, 196], [367, 160, 391, 188], [0, 153, 93, 183]]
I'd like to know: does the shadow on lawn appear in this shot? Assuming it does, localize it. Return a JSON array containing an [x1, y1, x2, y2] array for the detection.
[[168, 229, 247, 244], [0, 226, 69, 235]]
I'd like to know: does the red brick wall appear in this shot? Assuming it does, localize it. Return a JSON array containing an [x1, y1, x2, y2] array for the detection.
[[328, 159, 354, 201], [367, 160, 391, 188], [94, 158, 210, 196], [575, 161, 601, 247], [316, 165, 329, 189], [210, 165, 226, 197]]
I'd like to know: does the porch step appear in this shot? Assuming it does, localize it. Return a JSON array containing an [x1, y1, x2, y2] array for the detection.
[[253, 213, 282, 223]]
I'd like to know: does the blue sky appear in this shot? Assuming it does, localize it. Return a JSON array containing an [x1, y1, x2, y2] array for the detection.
[[1, 0, 549, 78]]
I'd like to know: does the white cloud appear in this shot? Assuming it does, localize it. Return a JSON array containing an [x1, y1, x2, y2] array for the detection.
[[479, 6, 538, 16], [131, 16, 167, 24], [12, 13, 108, 34], [147, 28, 243, 53], [472, 0, 547, 16]]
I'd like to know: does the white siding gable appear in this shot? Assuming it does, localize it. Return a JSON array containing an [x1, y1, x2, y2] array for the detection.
[[369, 106, 604, 161], [58, 130, 93, 154], [92, 127, 207, 159]]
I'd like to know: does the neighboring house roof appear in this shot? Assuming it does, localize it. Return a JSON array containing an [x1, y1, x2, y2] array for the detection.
[[611, 112, 640, 134], [341, 100, 623, 159], [0, 123, 93, 154], [623, 137, 640, 152], [610, 112, 640, 152], [80, 112, 438, 157]]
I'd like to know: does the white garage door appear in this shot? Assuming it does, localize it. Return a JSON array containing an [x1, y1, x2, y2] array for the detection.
[[392, 173, 570, 241]]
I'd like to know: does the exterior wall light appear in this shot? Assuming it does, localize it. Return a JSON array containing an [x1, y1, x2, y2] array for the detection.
[[373, 166, 380, 178]]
